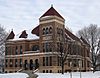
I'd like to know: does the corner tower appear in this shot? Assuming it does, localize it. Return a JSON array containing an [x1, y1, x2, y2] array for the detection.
[[39, 6, 65, 53]]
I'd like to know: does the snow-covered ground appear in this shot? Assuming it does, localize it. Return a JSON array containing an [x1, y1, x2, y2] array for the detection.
[[0, 73, 29, 78], [37, 71, 100, 78], [0, 71, 99, 78]]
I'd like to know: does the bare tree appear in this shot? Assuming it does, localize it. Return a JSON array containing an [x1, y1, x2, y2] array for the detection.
[[59, 42, 68, 74], [77, 24, 100, 72], [55, 28, 82, 74], [0, 24, 7, 72]]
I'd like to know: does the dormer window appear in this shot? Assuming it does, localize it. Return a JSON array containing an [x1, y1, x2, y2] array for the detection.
[[19, 30, 28, 38]]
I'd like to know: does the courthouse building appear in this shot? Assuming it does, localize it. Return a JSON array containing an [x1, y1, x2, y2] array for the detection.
[[5, 6, 91, 73]]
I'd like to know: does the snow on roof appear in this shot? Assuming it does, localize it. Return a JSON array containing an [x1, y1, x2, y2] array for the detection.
[[0, 73, 29, 78], [8, 30, 39, 41]]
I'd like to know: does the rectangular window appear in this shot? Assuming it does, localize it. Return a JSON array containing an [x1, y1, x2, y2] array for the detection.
[[58, 56, 60, 66], [10, 59, 13, 67], [20, 46, 22, 54], [20, 59, 22, 67], [15, 46, 18, 55], [87, 61, 90, 67], [43, 43, 45, 52], [46, 57, 48, 66], [46, 43, 49, 52], [43, 57, 45, 66], [5, 59, 8, 67], [43, 42, 52, 52], [50, 56, 52, 66], [82, 60, 83, 67], [15, 59, 17, 67]]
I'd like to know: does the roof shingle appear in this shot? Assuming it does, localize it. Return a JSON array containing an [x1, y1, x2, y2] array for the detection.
[[40, 6, 64, 19]]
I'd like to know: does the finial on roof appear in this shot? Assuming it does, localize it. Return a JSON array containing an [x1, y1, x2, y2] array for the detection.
[[51, 4, 53, 7], [11, 29, 13, 31]]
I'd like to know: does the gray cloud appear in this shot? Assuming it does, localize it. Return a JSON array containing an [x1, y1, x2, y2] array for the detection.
[[0, 0, 100, 35]]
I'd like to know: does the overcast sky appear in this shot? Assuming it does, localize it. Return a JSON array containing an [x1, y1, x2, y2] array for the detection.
[[0, 0, 100, 35]]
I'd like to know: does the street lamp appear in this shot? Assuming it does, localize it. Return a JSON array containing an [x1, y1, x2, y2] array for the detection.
[[79, 60, 82, 78], [70, 61, 72, 78]]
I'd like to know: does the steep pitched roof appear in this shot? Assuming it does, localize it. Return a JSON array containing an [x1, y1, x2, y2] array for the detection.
[[40, 6, 64, 19], [19, 30, 28, 38], [65, 28, 81, 42], [31, 25, 81, 42], [31, 25, 39, 36], [80, 37, 90, 46], [6, 30, 15, 40]]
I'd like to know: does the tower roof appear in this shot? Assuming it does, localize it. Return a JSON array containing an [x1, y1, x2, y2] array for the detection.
[[6, 30, 15, 40], [40, 6, 64, 19]]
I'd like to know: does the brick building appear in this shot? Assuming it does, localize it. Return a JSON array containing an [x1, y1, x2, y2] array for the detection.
[[5, 6, 91, 73], [96, 53, 100, 71]]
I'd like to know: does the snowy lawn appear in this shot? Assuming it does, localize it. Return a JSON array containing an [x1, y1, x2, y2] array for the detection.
[[0, 73, 29, 78], [36, 71, 100, 78], [0, 71, 99, 78]]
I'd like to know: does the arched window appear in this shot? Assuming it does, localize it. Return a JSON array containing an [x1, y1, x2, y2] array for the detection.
[[46, 70, 48, 73], [30, 59, 33, 70], [43, 70, 45, 73], [46, 27, 49, 34], [35, 59, 39, 69], [49, 27, 52, 34], [24, 60, 28, 70], [43, 28, 45, 35], [50, 70, 52, 73]]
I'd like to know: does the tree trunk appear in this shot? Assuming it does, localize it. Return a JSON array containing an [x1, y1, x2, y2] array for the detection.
[[93, 63, 96, 73], [61, 61, 64, 74]]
